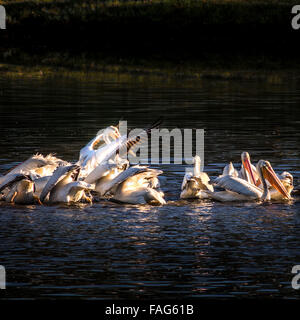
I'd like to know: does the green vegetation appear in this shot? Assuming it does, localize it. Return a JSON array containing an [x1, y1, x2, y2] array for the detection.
[[1, 51, 299, 84], [1, 0, 297, 26]]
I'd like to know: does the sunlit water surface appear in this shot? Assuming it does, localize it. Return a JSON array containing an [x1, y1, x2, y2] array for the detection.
[[0, 76, 299, 299]]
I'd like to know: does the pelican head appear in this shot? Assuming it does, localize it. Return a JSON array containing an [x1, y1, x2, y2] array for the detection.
[[280, 171, 294, 186], [257, 160, 291, 200], [9, 179, 41, 205], [98, 125, 121, 145], [186, 177, 201, 192], [241, 151, 256, 185]]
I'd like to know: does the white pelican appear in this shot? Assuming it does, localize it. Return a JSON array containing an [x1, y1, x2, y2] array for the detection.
[[39, 165, 93, 204], [5, 179, 41, 205], [103, 165, 166, 205], [0, 173, 30, 193], [209, 160, 291, 202], [93, 157, 129, 197], [84, 154, 128, 183], [78, 125, 121, 176], [0, 173, 53, 204], [81, 119, 161, 186], [253, 166, 294, 200], [32, 176, 52, 199], [221, 152, 258, 185], [0, 173, 41, 204], [0, 154, 68, 188], [180, 155, 213, 199], [80, 119, 162, 177]]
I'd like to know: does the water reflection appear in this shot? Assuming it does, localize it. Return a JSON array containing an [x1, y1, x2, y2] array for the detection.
[[0, 76, 299, 299]]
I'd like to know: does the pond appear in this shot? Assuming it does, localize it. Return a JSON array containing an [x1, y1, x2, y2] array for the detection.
[[0, 75, 299, 299]]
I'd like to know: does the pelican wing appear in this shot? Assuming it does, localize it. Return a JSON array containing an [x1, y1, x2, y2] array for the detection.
[[84, 162, 118, 184], [115, 187, 166, 205], [197, 172, 214, 192], [79, 134, 103, 163], [80, 134, 128, 171], [0, 173, 31, 192], [33, 176, 51, 197], [39, 165, 79, 202], [102, 166, 150, 195], [207, 190, 253, 202], [72, 181, 93, 190], [6, 153, 67, 176], [6, 156, 48, 176], [93, 131, 144, 166], [81, 120, 162, 173], [123, 168, 163, 189], [214, 175, 262, 199], [65, 181, 94, 193], [42, 154, 69, 166]]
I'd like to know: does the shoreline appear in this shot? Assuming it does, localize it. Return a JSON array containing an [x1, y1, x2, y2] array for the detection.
[[1, 61, 300, 84]]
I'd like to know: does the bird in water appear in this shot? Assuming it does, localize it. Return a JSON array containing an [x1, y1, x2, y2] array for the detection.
[[39, 165, 93, 204], [0, 121, 295, 206], [0, 173, 41, 205], [82, 119, 162, 200], [0, 153, 68, 183], [102, 165, 166, 205], [222, 152, 258, 185], [91, 156, 129, 197], [4, 179, 41, 205], [0, 154, 68, 205], [78, 125, 121, 177], [209, 160, 291, 202], [180, 155, 214, 199]]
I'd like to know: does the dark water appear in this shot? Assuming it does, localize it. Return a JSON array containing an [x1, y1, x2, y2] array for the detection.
[[0, 76, 300, 299]]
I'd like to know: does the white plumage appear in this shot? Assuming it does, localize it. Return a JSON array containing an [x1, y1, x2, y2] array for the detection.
[[180, 155, 213, 199]]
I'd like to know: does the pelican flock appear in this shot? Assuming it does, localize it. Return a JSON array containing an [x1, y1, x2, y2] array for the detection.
[[0, 121, 296, 206]]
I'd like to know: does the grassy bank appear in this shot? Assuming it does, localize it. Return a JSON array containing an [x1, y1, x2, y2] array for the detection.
[[1, 51, 300, 84], [2, 0, 296, 26]]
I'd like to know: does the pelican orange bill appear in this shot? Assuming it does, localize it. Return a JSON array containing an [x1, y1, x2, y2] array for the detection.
[[243, 157, 256, 186], [262, 163, 291, 200]]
